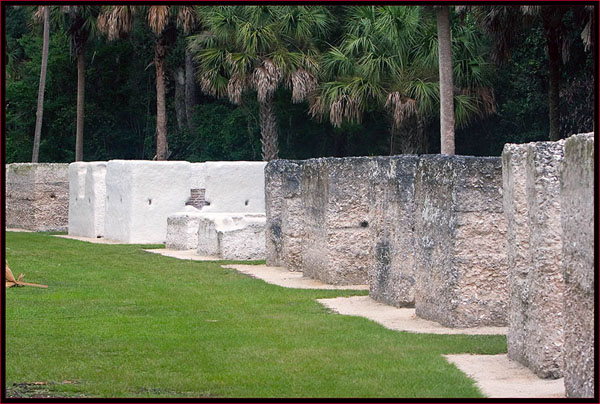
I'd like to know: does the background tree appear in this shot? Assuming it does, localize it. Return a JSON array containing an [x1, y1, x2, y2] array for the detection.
[[5, 5, 593, 163], [31, 6, 50, 163], [310, 6, 493, 154], [99, 5, 195, 160], [436, 5, 455, 154], [62, 5, 100, 161], [189, 5, 332, 161]]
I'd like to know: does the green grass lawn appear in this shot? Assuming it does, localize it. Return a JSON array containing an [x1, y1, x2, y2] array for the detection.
[[4, 232, 507, 398]]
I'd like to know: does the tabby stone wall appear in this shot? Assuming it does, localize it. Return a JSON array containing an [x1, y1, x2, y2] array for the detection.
[[413, 156, 507, 328], [264, 160, 305, 271], [560, 133, 595, 398], [503, 141, 565, 379], [5, 163, 69, 231], [368, 156, 419, 307], [265, 155, 508, 316], [301, 157, 375, 285]]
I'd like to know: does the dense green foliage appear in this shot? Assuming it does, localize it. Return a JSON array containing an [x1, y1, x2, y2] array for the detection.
[[6, 232, 507, 398], [4, 5, 594, 163]]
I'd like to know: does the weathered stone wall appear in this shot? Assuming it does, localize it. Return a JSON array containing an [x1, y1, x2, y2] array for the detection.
[[414, 155, 507, 328], [265, 160, 305, 270], [301, 157, 375, 285], [560, 133, 595, 397], [503, 141, 565, 379], [6, 163, 69, 231], [368, 156, 419, 307]]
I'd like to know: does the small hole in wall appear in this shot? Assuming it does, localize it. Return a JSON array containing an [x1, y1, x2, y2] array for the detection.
[[360, 221, 369, 228], [205, 201, 211, 206], [148, 199, 152, 205], [50, 193, 56, 199], [245, 200, 249, 206]]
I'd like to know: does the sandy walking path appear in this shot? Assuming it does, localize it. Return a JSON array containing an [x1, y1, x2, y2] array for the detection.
[[317, 295, 506, 335], [144, 249, 221, 261], [53, 235, 125, 244], [445, 354, 565, 398], [222, 264, 369, 290]]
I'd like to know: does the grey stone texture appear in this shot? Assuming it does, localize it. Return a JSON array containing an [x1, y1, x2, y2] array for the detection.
[[414, 155, 508, 328], [503, 140, 566, 379], [368, 156, 420, 307], [5, 163, 69, 231], [264, 160, 305, 271], [560, 133, 595, 397], [301, 157, 375, 285]]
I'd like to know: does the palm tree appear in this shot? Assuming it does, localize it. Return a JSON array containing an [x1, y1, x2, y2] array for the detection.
[[436, 5, 455, 155], [310, 6, 493, 154], [462, 5, 594, 141], [62, 5, 100, 161], [31, 6, 50, 163], [98, 5, 195, 160], [189, 6, 332, 161]]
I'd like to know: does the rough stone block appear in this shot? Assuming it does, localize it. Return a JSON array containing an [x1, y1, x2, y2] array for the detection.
[[196, 213, 266, 260], [503, 141, 566, 379], [368, 156, 419, 307], [5, 163, 69, 231], [301, 157, 374, 285], [165, 206, 205, 250], [265, 160, 305, 270], [414, 155, 507, 328], [560, 133, 595, 397], [68, 162, 107, 238], [104, 160, 192, 243]]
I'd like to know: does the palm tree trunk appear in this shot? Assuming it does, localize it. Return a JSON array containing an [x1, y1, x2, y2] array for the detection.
[[259, 95, 279, 161], [436, 5, 455, 155], [75, 45, 85, 161], [32, 6, 50, 163], [184, 48, 198, 136], [155, 37, 168, 160], [173, 66, 186, 132], [545, 25, 561, 141]]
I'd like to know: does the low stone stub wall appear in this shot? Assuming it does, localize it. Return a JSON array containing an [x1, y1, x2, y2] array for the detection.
[[6, 163, 69, 231], [414, 155, 507, 328], [301, 157, 375, 285], [560, 133, 595, 398], [503, 140, 565, 379], [368, 156, 419, 307], [264, 160, 305, 270]]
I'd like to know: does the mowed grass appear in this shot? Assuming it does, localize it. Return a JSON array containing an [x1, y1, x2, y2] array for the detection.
[[4, 232, 507, 398]]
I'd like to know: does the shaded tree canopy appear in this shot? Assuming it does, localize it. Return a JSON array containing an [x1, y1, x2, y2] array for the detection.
[[4, 5, 594, 163]]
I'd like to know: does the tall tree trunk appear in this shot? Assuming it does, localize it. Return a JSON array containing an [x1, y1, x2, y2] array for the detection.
[[75, 45, 85, 161], [32, 6, 50, 163], [436, 5, 455, 155], [184, 48, 198, 136], [173, 66, 186, 132], [154, 37, 168, 160], [259, 95, 279, 161], [545, 24, 561, 141]]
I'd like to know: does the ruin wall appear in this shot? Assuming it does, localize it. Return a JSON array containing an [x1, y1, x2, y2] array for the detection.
[[6, 163, 69, 231]]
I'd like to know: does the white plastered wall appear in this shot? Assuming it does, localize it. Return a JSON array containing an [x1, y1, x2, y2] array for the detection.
[[201, 161, 267, 213], [104, 160, 192, 243], [68, 162, 107, 238]]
